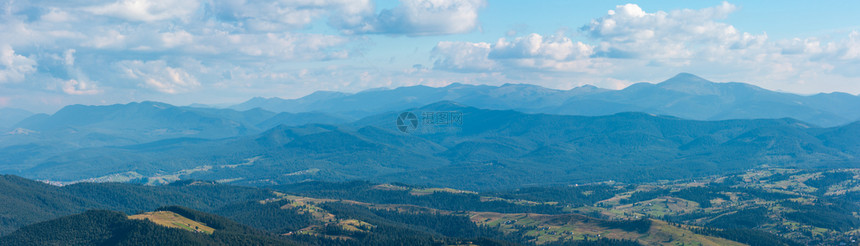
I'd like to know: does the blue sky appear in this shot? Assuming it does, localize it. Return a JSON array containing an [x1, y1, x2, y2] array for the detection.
[[1, 0, 859, 112]]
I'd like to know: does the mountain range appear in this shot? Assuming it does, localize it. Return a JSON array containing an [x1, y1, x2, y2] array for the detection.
[[232, 73, 860, 127], [0, 102, 347, 150], [5, 101, 858, 190], [1, 73, 859, 188]]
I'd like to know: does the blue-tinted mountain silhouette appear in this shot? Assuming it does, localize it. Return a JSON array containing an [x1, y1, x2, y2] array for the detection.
[[233, 73, 860, 127]]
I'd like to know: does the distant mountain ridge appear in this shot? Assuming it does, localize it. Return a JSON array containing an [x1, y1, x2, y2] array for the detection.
[[233, 73, 860, 127], [231, 82, 609, 120], [3, 101, 344, 149], [0, 108, 33, 130]]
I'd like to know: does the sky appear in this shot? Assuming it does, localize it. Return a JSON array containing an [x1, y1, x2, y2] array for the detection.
[[2, 0, 860, 112]]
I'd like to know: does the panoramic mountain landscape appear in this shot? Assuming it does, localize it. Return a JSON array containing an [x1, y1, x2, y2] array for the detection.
[[3, 0, 860, 245], [1, 73, 860, 245], [4, 77, 860, 188]]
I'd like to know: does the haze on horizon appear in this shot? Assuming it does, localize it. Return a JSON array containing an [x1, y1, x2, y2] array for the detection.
[[2, 0, 860, 112]]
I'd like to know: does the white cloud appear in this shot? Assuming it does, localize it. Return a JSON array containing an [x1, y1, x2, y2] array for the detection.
[[827, 31, 860, 60], [62, 79, 102, 95], [119, 60, 200, 94], [210, 0, 374, 32], [41, 8, 75, 23], [582, 2, 760, 61], [339, 0, 486, 36], [86, 0, 201, 22], [217, 32, 351, 59], [490, 33, 593, 61], [86, 29, 128, 49], [433, 33, 600, 72], [160, 30, 193, 48], [0, 45, 37, 83], [63, 49, 76, 66], [432, 41, 494, 72]]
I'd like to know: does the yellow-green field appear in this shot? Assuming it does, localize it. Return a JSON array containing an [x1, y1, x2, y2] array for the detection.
[[129, 211, 215, 234]]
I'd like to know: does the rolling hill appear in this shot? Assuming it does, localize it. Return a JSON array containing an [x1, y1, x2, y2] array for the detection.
[[0, 174, 819, 245], [0, 174, 271, 235]]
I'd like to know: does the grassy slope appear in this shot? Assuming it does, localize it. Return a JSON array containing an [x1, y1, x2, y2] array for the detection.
[[129, 211, 215, 234]]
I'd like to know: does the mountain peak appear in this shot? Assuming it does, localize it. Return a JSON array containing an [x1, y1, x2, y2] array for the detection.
[[245, 96, 270, 102], [659, 73, 713, 88], [657, 73, 719, 95], [569, 84, 608, 94], [445, 82, 467, 87], [666, 73, 708, 82]]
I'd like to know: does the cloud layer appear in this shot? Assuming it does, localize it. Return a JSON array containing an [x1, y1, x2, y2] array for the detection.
[[0, 0, 488, 110]]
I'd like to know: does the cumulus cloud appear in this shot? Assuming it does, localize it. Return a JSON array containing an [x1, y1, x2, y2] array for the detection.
[[339, 0, 486, 36], [490, 33, 593, 60], [119, 60, 200, 94], [433, 33, 599, 72], [825, 31, 860, 60], [582, 2, 760, 61], [0, 45, 37, 83]]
